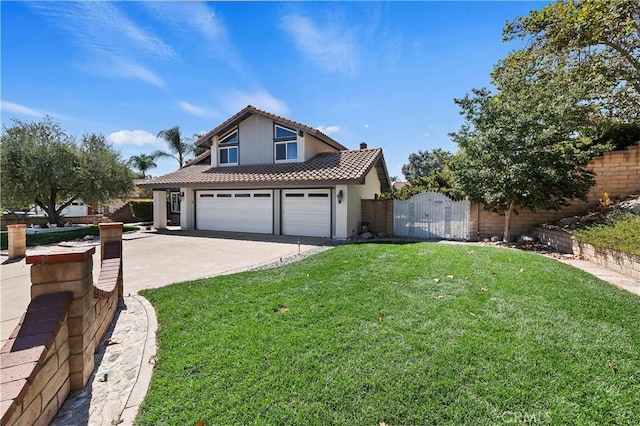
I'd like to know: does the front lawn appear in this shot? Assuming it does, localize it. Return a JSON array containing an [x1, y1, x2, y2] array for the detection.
[[138, 243, 640, 425]]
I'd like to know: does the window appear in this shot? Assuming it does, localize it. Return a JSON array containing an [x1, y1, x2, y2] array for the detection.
[[170, 192, 181, 213], [275, 124, 297, 140], [219, 129, 239, 165], [275, 141, 298, 161], [254, 193, 271, 198], [219, 146, 238, 165]]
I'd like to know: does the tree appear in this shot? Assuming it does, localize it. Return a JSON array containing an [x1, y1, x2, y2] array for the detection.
[[1, 117, 134, 225], [128, 154, 157, 178], [449, 81, 607, 242], [401, 148, 451, 182], [497, 0, 640, 120], [153, 126, 195, 168]]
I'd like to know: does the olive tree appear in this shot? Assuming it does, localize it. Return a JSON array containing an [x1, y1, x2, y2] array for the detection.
[[1, 117, 134, 225]]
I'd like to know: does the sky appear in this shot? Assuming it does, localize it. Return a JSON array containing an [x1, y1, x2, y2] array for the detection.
[[1, 1, 545, 180]]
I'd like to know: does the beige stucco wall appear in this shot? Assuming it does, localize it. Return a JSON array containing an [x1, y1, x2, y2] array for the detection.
[[335, 169, 382, 239], [304, 134, 337, 160]]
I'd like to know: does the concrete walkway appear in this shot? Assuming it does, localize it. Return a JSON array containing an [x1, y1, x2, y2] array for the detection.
[[2, 234, 638, 425]]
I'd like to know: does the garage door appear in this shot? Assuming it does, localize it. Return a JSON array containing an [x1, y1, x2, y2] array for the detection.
[[282, 189, 331, 237], [196, 190, 273, 234]]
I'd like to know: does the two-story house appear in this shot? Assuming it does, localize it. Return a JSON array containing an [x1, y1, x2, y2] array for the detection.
[[140, 105, 391, 239]]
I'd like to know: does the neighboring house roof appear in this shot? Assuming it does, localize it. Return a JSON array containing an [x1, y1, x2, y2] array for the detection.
[[140, 148, 391, 192], [393, 181, 409, 190], [195, 105, 347, 151]]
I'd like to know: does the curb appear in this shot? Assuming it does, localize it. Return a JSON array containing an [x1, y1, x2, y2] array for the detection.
[[119, 295, 158, 425]]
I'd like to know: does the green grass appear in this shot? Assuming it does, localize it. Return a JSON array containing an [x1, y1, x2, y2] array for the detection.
[[0, 225, 139, 250], [574, 213, 640, 256], [138, 243, 640, 425]]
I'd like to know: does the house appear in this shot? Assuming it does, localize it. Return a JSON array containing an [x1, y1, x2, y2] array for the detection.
[[139, 106, 391, 239]]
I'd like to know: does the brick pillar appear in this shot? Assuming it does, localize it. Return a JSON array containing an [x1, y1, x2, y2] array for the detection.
[[7, 224, 27, 259], [99, 222, 123, 298], [26, 247, 96, 390]]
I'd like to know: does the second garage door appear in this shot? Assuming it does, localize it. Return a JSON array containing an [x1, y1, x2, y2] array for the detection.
[[282, 189, 331, 237], [196, 190, 273, 234]]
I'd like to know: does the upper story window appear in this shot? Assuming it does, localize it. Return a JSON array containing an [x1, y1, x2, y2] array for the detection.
[[275, 124, 297, 140], [274, 124, 298, 162], [219, 129, 238, 166]]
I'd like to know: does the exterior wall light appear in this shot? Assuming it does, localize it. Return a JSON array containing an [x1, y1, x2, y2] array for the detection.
[[337, 189, 344, 204]]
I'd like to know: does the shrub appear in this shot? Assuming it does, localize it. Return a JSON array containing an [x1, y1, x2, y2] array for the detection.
[[574, 213, 640, 256], [130, 200, 153, 221]]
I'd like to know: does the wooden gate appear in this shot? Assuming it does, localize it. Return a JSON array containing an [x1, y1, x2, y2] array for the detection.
[[393, 192, 470, 240]]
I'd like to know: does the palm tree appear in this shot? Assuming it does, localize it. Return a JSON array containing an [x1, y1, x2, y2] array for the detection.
[[128, 154, 157, 179], [153, 126, 195, 168]]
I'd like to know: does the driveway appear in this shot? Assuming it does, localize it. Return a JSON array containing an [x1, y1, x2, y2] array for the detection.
[[1, 230, 332, 343]]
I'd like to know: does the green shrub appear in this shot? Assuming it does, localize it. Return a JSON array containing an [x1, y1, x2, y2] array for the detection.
[[130, 200, 153, 221], [575, 213, 640, 256]]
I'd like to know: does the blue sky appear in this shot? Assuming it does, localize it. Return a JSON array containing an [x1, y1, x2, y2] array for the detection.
[[1, 1, 544, 179]]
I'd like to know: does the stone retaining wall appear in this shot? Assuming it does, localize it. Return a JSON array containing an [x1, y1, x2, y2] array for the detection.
[[1, 223, 124, 426], [531, 226, 574, 254], [572, 240, 640, 281]]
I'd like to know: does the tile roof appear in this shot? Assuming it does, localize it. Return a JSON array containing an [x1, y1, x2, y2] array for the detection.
[[139, 148, 384, 188], [194, 105, 346, 151]]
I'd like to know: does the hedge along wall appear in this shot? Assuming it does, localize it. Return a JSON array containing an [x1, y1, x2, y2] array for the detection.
[[471, 143, 640, 240]]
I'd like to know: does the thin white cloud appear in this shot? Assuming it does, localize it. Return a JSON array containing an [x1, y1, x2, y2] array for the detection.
[[221, 89, 289, 116], [1, 100, 42, 117], [29, 2, 175, 60], [364, 124, 370, 128], [112, 57, 165, 87], [422, 132, 430, 137], [317, 125, 341, 135], [27, 2, 171, 87], [1, 100, 75, 121], [178, 101, 219, 118], [108, 130, 158, 146], [141, 2, 243, 71], [280, 12, 358, 76]]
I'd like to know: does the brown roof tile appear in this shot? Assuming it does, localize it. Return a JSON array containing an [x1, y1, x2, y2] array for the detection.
[[139, 148, 384, 188]]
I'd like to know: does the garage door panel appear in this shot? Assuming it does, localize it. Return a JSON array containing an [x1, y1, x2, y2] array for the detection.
[[197, 190, 272, 234], [282, 190, 331, 237]]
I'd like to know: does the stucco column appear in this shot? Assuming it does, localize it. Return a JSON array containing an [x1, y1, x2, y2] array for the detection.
[[180, 188, 195, 230], [153, 190, 167, 229], [7, 224, 27, 259], [27, 247, 96, 390], [99, 222, 123, 298], [335, 185, 349, 239]]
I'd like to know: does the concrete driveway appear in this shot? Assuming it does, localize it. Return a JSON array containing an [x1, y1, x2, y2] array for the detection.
[[1, 229, 332, 343]]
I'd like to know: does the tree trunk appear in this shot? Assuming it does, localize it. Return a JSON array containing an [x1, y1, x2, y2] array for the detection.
[[503, 200, 515, 243], [47, 196, 59, 226]]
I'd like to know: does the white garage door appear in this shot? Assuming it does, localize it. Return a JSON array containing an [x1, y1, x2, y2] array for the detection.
[[282, 189, 331, 237], [196, 190, 273, 234]]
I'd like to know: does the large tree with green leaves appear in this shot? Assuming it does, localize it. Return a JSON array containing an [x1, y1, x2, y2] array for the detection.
[[401, 148, 452, 183], [450, 78, 607, 242], [496, 0, 639, 120], [153, 126, 195, 168], [1, 117, 134, 225], [128, 154, 157, 178]]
